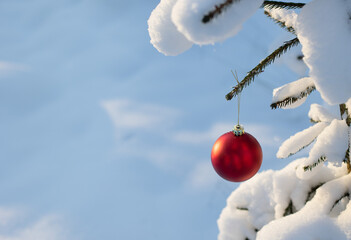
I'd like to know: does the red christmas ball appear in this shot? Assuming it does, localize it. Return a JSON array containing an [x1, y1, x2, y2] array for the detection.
[[211, 130, 262, 182]]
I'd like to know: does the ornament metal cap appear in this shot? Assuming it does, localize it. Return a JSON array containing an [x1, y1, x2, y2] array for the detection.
[[233, 124, 244, 136]]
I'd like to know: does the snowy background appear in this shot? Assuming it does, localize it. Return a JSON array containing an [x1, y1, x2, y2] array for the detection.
[[0, 0, 318, 239]]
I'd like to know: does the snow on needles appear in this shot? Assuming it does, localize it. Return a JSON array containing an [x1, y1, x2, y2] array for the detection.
[[276, 121, 328, 159], [264, 7, 298, 29], [218, 158, 349, 240], [148, 0, 263, 55], [308, 104, 339, 123], [172, 0, 263, 45], [303, 120, 349, 168], [296, 0, 351, 105], [148, 0, 193, 56], [272, 77, 314, 109], [277, 104, 337, 159]]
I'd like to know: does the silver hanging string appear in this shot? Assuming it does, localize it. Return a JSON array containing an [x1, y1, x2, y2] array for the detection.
[[231, 70, 244, 136], [231, 70, 241, 125]]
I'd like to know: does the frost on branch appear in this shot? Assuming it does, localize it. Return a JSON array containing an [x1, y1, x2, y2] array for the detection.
[[218, 158, 348, 240], [296, 0, 351, 105], [271, 77, 315, 109], [148, 0, 193, 56], [276, 121, 328, 159]]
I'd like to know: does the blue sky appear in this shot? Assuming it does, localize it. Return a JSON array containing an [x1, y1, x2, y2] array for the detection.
[[0, 0, 317, 239]]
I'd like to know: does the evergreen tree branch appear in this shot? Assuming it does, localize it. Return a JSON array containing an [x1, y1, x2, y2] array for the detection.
[[340, 103, 351, 173], [303, 155, 326, 171], [226, 37, 300, 100], [202, 0, 305, 23], [310, 118, 320, 124], [283, 200, 297, 216], [271, 86, 315, 109], [262, 1, 305, 10], [202, 0, 240, 23], [284, 137, 317, 158], [264, 10, 296, 34], [236, 207, 248, 211], [340, 103, 351, 126], [346, 143, 350, 175], [331, 192, 350, 211], [305, 183, 324, 203]]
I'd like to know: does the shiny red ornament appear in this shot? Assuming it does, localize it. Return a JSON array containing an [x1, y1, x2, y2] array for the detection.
[[211, 130, 262, 182]]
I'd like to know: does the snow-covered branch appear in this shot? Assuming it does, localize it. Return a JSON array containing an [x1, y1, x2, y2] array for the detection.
[[264, 6, 298, 34], [262, 1, 305, 10], [271, 77, 315, 109]]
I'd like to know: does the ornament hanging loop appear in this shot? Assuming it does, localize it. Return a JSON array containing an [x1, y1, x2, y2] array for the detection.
[[231, 70, 244, 136]]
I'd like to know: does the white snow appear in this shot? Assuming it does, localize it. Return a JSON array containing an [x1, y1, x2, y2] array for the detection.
[[304, 119, 349, 169], [296, 0, 351, 105], [218, 158, 349, 240], [171, 0, 263, 45], [148, 0, 193, 56], [218, 171, 275, 240], [276, 121, 328, 159], [272, 77, 314, 109], [308, 103, 339, 123], [264, 7, 298, 29], [147, 0, 351, 238], [345, 97, 351, 115], [257, 174, 351, 240]]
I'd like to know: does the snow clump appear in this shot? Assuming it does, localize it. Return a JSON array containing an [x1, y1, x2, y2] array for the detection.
[[171, 0, 263, 45], [218, 158, 349, 240], [296, 0, 351, 105], [148, 0, 193, 56], [148, 0, 263, 55]]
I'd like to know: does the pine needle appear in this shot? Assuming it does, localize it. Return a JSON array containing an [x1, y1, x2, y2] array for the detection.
[[264, 10, 296, 34], [271, 86, 315, 109], [303, 156, 326, 171], [262, 1, 305, 10], [202, 0, 240, 23], [226, 37, 300, 100]]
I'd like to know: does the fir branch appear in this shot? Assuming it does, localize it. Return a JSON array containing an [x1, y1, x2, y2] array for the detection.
[[297, 54, 304, 60], [303, 155, 326, 172], [343, 146, 350, 164], [305, 183, 324, 203], [331, 192, 350, 211], [202, 0, 240, 23], [340, 103, 351, 126], [340, 103, 351, 173], [226, 37, 300, 100], [283, 200, 296, 216], [346, 146, 351, 174], [271, 86, 316, 109], [310, 118, 320, 124], [236, 207, 248, 211], [262, 1, 305, 10], [264, 10, 296, 34], [284, 137, 316, 158]]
